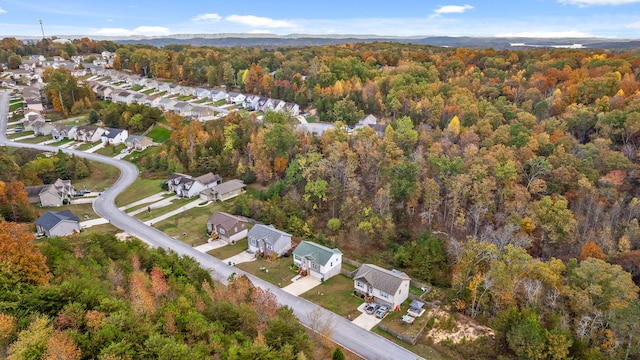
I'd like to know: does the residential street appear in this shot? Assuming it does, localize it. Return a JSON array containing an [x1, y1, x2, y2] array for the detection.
[[0, 91, 423, 360]]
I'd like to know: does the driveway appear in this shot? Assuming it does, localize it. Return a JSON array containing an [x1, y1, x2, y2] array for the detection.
[[281, 275, 321, 296], [142, 198, 201, 225], [85, 143, 104, 153], [351, 302, 383, 330], [223, 250, 257, 265], [80, 217, 109, 228], [119, 191, 171, 211], [194, 240, 228, 253]]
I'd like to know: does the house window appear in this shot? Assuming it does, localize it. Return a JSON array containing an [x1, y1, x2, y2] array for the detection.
[[311, 263, 318, 270], [250, 238, 256, 246], [356, 281, 364, 288], [266, 243, 273, 250], [294, 255, 301, 262], [219, 228, 226, 235], [380, 291, 388, 298]]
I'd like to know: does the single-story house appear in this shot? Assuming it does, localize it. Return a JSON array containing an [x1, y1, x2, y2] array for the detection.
[[101, 128, 129, 145], [199, 179, 246, 202], [206, 212, 248, 243], [247, 224, 292, 257], [292, 241, 342, 281], [353, 263, 410, 309], [167, 172, 222, 198], [35, 210, 81, 237], [124, 135, 153, 150]]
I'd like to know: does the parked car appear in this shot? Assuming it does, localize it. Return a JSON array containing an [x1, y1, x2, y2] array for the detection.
[[365, 302, 380, 315], [375, 305, 390, 319]]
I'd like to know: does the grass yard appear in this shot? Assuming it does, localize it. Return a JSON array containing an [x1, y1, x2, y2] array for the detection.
[[80, 222, 121, 236], [74, 161, 120, 193], [7, 130, 34, 139], [177, 95, 193, 101], [95, 144, 126, 156], [50, 138, 74, 147], [306, 116, 317, 123], [115, 177, 164, 207], [124, 146, 160, 165], [18, 135, 50, 144], [372, 327, 450, 360], [153, 201, 225, 247], [207, 238, 248, 260], [193, 98, 208, 104], [130, 85, 143, 91], [34, 202, 99, 221], [146, 126, 171, 143], [153, 91, 167, 97], [236, 257, 299, 288], [141, 88, 155, 94], [75, 142, 96, 151], [379, 301, 431, 339], [133, 197, 198, 221], [300, 274, 363, 318], [9, 101, 23, 112], [213, 99, 226, 106]]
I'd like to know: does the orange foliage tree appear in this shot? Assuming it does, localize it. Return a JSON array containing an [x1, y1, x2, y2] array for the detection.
[[0, 222, 51, 287], [579, 241, 607, 261]]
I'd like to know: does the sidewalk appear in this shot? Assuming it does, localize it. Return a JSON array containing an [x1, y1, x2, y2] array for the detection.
[[85, 143, 104, 153], [126, 195, 178, 216], [119, 191, 171, 211], [142, 198, 202, 226]]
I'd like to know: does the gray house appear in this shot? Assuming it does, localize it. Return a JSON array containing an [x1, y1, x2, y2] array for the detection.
[[292, 241, 342, 281], [353, 264, 410, 309], [25, 179, 74, 207], [247, 224, 292, 257], [35, 210, 81, 237], [199, 179, 246, 202]]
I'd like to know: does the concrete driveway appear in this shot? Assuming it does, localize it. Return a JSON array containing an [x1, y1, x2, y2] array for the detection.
[[223, 251, 257, 265], [194, 240, 228, 253], [351, 302, 383, 330], [282, 275, 321, 296]]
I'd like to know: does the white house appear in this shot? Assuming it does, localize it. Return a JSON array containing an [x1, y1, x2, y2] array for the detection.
[[167, 172, 222, 198], [293, 241, 342, 281], [353, 264, 410, 309], [101, 128, 129, 145], [227, 92, 246, 104]]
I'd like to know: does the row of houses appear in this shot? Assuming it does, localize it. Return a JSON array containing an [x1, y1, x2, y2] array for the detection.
[[205, 211, 410, 308]]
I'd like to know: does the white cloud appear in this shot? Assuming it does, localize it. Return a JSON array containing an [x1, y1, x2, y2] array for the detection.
[[433, 4, 474, 15], [0, 7, 6, 14], [225, 15, 295, 28], [192, 13, 222, 22], [559, 0, 640, 5], [248, 29, 272, 34], [91, 25, 170, 36], [494, 30, 593, 38]]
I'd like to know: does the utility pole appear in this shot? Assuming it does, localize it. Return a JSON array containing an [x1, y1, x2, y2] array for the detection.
[[39, 19, 45, 40]]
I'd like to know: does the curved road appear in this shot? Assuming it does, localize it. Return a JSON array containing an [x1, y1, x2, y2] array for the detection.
[[0, 91, 422, 360]]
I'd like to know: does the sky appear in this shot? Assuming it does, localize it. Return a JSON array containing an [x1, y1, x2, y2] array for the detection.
[[1, 0, 640, 39]]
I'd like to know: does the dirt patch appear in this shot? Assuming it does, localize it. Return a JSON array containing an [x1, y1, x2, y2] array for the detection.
[[425, 308, 494, 345], [115, 232, 133, 241]]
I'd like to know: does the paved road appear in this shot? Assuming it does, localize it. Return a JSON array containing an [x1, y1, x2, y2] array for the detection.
[[0, 91, 423, 360]]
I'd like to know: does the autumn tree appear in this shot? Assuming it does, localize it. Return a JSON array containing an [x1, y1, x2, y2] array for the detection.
[[0, 222, 51, 287]]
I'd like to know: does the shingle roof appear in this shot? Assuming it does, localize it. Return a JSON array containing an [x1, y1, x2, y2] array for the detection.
[[104, 128, 124, 139], [35, 210, 80, 231], [293, 241, 341, 267], [207, 211, 247, 230], [213, 179, 245, 194], [353, 264, 410, 295], [248, 224, 291, 246], [195, 172, 221, 185]]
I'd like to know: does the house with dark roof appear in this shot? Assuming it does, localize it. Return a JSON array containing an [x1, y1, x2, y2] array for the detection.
[[293, 241, 342, 281], [167, 172, 222, 198], [353, 264, 410, 309], [206, 212, 248, 243], [25, 179, 74, 207], [199, 179, 245, 202], [101, 128, 129, 145], [35, 210, 81, 237], [247, 224, 292, 257]]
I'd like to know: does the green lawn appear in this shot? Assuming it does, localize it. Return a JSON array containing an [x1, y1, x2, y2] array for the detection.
[[177, 95, 193, 101], [130, 85, 143, 91], [9, 101, 23, 112], [153, 91, 167, 97], [50, 138, 74, 147], [34, 202, 99, 221], [17, 135, 50, 144], [133, 197, 199, 221], [193, 98, 208, 104], [95, 144, 126, 156], [300, 274, 363, 318], [124, 146, 160, 165], [213, 99, 227, 106], [141, 88, 155, 94], [207, 238, 248, 260], [75, 142, 97, 151], [146, 126, 171, 143], [74, 161, 120, 193], [306, 116, 317, 123], [153, 201, 225, 247], [167, 94, 179, 98], [7, 130, 34, 139], [115, 178, 164, 207], [80, 222, 121, 236], [236, 257, 299, 288]]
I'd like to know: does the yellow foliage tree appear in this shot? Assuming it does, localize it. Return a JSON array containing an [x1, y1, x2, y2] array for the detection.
[[447, 115, 461, 135]]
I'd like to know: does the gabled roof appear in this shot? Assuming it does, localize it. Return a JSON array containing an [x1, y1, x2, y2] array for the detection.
[[293, 241, 341, 267], [353, 264, 410, 295], [207, 211, 247, 229], [213, 179, 245, 194], [248, 224, 291, 245], [35, 210, 80, 231], [104, 128, 125, 139], [195, 172, 221, 185], [125, 135, 150, 143]]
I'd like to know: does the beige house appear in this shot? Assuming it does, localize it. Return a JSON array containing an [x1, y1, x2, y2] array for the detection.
[[124, 135, 153, 150], [25, 179, 74, 207], [199, 179, 246, 202]]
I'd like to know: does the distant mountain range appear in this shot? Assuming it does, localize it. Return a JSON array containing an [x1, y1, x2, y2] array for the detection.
[[14, 33, 640, 49]]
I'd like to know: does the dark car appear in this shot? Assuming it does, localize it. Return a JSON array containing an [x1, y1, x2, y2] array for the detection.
[[365, 302, 380, 315]]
